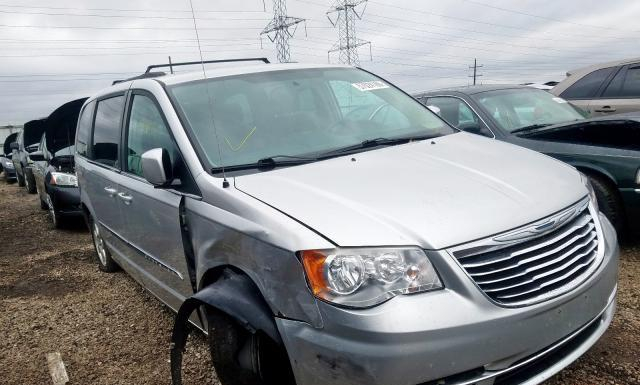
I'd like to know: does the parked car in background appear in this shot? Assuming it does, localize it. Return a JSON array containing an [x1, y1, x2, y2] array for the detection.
[[78, 60, 617, 385], [30, 98, 86, 228], [552, 57, 640, 117], [415, 85, 640, 236], [11, 119, 46, 192], [1, 132, 18, 181]]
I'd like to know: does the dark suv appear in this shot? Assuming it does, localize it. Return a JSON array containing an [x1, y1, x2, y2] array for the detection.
[[11, 119, 46, 193]]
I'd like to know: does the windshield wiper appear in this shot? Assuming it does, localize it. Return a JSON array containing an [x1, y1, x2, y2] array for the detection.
[[511, 123, 552, 134], [211, 155, 318, 173], [317, 134, 437, 158]]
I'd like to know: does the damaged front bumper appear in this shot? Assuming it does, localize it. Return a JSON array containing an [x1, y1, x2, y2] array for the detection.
[[277, 215, 619, 385]]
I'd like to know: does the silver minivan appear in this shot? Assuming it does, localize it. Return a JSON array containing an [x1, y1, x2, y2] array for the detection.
[[76, 61, 619, 385]]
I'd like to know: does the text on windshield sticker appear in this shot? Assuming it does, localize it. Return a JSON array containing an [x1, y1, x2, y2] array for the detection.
[[352, 81, 389, 91]]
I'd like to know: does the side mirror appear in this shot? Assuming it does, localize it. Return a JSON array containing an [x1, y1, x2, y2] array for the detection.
[[29, 151, 45, 162], [9, 142, 18, 151], [141, 148, 173, 186]]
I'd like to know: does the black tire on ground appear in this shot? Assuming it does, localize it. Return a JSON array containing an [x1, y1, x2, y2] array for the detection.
[[587, 174, 626, 235], [16, 170, 25, 187], [88, 214, 119, 272], [46, 193, 65, 229], [25, 171, 36, 194], [206, 309, 295, 385]]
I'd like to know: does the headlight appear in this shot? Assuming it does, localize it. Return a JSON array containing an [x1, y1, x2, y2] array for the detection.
[[50, 172, 78, 187], [580, 173, 599, 213], [301, 247, 443, 308], [636, 168, 640, 186], [4, 160, 13, 168]]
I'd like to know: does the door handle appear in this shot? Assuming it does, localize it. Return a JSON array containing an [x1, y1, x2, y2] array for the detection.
[[117, 192, 133, 205], [104, 186, 117, 197], [594, 106, 616, 113]]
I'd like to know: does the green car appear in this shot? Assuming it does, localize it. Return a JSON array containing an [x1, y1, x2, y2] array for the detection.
[[415, 85, 640, 237]]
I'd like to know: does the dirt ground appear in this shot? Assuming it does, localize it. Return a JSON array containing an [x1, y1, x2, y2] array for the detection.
[[0, 178, 638, 385]]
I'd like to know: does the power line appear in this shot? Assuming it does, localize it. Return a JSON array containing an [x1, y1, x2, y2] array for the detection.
[[0, 3, 266, 14], [366, 0, 635, 41], [458, 0, 640, 33], [0, 23, 332, 31]]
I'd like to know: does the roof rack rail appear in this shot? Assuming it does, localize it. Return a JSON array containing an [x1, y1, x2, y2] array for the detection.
[[112, 71, 166, 85], [145, 57, 270, 73]]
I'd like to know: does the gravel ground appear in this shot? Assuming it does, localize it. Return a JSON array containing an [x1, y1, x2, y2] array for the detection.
[[0, 177, 638, 385]]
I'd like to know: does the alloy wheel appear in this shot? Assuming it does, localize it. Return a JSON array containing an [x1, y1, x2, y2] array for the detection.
[[46, 194, 57, 227], [92, 221, 107, 266]]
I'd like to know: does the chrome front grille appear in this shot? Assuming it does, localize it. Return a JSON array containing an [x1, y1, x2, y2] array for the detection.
[[450, 198, 603, 307]]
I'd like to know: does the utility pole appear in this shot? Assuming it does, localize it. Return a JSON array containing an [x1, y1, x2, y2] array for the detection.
[[261, 0, 305, 63], [327, 0, 371, 66], [469, 58, 483, 85]]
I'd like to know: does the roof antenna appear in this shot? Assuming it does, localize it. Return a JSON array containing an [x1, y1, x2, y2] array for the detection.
[[188, 0, 230, 188]]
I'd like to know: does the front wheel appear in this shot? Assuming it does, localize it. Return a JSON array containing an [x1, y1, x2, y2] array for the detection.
[[46, 193, 64, 229], [25, 171, 36, 194], [16, 170, 25, 187], [207, 310, 295, 385], [588, 174, 625, 235]]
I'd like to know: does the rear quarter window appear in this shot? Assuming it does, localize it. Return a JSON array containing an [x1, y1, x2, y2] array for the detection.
[[76, 101, 95, 157]]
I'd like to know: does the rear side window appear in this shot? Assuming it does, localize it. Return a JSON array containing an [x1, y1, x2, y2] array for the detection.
[[92, 96, 125, 167], [603, 65, 640, 98], [76, 101, 95, 157], [125, 94, 177, 177], [561, 67, 615, 99]]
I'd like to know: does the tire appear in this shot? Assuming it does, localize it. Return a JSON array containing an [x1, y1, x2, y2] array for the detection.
[[587, 174, 625, 235], [16, 170, 25, 187], [89, 214, 119, 272], [25, 170, 36, 194], [40, 197, 48, 210], [206, 309, 295, 385], [45, 193, 65, 229]]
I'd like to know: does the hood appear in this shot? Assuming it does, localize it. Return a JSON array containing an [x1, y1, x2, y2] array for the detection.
[[45, 97, 88, 155], [23, 119, 46, 147], [235, 133, 586, 249], [3, 132, 18, 155]]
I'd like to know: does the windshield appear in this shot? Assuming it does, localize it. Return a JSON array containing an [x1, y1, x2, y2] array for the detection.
[[168, 68, 453, 168], [472, 88, 586, 132]]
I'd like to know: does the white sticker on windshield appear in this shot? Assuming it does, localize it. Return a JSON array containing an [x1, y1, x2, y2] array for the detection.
[[552, 97, 568, 104], [352, 81, 389, 91]]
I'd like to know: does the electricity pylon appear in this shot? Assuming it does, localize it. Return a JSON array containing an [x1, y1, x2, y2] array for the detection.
[[261, 0, 306, 63], [327, 0, 371, 66]]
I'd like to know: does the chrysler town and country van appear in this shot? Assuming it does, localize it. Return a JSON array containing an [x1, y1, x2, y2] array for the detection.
[[76, 61, 618, 385]]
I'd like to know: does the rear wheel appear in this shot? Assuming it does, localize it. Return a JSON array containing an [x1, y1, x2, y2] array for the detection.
[[89, 215, 119, 272], [587, 174, 625, 235], [207, 310, 295, 385]]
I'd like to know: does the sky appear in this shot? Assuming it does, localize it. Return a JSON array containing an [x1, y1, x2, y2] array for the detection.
[[1, 0, 639, 124]]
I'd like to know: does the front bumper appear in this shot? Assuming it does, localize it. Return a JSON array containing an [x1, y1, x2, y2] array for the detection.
[[3, 167, 16, 179], [277, 214, 619, 385], [49, 185, 82, 216]]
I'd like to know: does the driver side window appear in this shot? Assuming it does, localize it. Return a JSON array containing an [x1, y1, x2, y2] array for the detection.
[[426, 97, 492, 137], [125, 94, 177, 178]]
